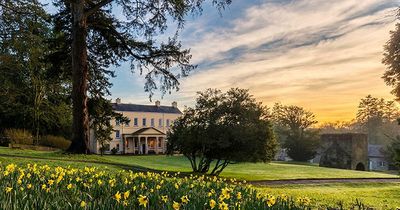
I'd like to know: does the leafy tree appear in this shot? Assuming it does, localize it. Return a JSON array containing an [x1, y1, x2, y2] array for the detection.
[[167, 88, 277, 175], [318, 120, 361, 134], [356, 95, 400, 145], [0, 0, 72, 141], [272, 103, 319, 161], [383, 16, 400, 100], [47, 0, 232, 153], [88, 97, 129, 155]]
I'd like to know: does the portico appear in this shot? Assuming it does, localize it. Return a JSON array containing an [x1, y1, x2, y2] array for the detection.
[[122, 127, 166, 154]]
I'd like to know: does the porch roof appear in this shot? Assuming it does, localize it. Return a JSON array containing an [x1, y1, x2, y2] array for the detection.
[[126, 127, 166, 136]]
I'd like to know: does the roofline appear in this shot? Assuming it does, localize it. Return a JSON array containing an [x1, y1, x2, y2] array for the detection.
[[112, 102, 182, 114]]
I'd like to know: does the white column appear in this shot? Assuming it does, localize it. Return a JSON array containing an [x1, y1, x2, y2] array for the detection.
[[145, 137, 148, 154], [156, 137, 160, 154], [138, 136, 141, 154]]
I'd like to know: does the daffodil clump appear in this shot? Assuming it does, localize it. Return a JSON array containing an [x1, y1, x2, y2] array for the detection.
[[0, 163, 312, 209]]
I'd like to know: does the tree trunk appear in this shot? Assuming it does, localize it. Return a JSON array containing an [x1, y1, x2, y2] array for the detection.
[[67, 1, 89, 154]]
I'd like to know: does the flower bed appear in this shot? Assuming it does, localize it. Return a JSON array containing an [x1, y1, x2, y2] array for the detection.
[[0, 163, 315, 209]]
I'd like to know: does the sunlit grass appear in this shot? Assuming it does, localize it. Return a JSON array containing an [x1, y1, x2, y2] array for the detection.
[[0, 147, 397, 181]]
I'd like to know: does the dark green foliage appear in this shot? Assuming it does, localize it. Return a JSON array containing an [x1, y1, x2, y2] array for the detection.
[[0, 0, 72, 141], [284, 129, 319, 162], [385, 136, 400, 171], [167, 88, 278, 175], [272, 103, 319, 161], [383, 18, 400, 100]]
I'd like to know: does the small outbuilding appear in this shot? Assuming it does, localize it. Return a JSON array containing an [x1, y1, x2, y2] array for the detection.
[[319, 133, 368, 171], [368, 144, 388, 171]]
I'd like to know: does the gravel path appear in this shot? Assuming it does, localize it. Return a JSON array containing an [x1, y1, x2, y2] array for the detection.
[[249, 177, 400, 185]]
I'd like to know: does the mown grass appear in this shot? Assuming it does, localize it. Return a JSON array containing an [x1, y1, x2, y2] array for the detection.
[[0, 147, 398, 181], [258, 182, 400, 209]]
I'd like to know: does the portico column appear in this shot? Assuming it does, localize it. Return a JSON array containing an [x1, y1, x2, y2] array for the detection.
[[138, 135, 141, 154], [156, 137, 159, 154], [145, 137, 148, 154]]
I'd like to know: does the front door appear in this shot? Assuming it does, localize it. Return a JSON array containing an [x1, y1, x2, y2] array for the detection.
[[142, 144, 146, 154]]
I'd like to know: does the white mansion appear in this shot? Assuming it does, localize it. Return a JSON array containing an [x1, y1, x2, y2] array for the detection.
[[89, 98, 182, 154]]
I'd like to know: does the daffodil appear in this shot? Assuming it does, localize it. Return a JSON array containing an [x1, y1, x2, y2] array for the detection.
[[5, 187, 12, 193], [161, 195, 168, 203], [209, 199, 216, 209], [237, 192, 242, 199], [67, 183, 73, 189], [172, 201, 180, 210], [137, 195, 148, 207], [180, 195, 189, 204], [27, 184, 32, 189], [266, 195, 276, 207], [219, 202, 228, 210], [114, 191, 122, 202], [123, 190, 130, 200], [80, 201, 86, 207], [123, 200, 128, 206]]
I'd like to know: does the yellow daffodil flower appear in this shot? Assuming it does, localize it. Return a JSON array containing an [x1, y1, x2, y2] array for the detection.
[[172, 201, 180, 210], [161, 195, 168, 203], [137, 195, 148, 207], [80, 201, 86, 207], [181, 195, 189, 204], [123, 190, 130, 200], [114, 191, 122, 202], [5, 187, 12, 193], [209, 199, 216, 209]]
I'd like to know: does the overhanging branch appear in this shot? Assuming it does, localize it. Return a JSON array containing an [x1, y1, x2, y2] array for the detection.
[[85, 0, 114, 17]]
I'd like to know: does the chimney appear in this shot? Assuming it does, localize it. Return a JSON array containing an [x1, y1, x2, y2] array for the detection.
[[116, 98, 121, 104], [172, 101, 177, 108], [155, 100, 161, 107]]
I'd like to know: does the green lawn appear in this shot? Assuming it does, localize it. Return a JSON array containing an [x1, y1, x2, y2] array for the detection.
[[0, 146, 398, 181], [259, 182, 400, 209]]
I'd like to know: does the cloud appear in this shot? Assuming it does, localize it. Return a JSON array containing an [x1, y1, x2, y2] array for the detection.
[[163, 0, 399, 122]]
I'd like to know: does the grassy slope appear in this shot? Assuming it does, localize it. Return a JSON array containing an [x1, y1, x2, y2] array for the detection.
[[0, 147, 397, 181], [259, 183, 400, 209]]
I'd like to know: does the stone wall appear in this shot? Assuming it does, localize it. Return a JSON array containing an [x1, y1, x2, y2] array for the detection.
[[319, 133, 368, 170]]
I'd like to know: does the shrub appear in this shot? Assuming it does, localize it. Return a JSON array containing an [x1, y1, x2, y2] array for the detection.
[[40, 135, 71, 150], [111, 147, 118, 155], [3, 129, 33, 145]]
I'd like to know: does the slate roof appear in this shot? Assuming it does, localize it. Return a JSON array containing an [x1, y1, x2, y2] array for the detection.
[[368, 144, 384, 158], [112, 103, 182, 114]]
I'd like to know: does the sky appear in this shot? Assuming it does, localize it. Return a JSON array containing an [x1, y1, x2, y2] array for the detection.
[[43, 0, 400, 123]]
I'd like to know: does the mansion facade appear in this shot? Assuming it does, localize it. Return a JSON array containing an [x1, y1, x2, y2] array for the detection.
[[89, 98, 182, 154]]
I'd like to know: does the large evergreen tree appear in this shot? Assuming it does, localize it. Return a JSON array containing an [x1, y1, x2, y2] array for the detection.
[[47, 0, 232, 153]]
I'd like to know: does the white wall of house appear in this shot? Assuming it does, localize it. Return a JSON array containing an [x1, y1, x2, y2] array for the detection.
[[90, 102, 181, 154]]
